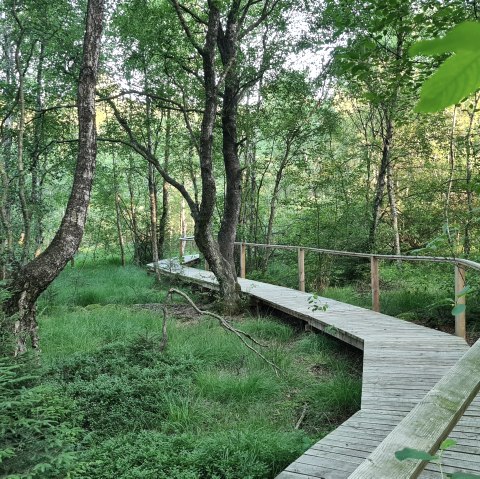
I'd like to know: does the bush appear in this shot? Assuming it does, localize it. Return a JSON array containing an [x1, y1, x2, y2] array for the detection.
[[0, 358, 83, 478], [47, 338, 199, 438], [73, 428, 311, 479]]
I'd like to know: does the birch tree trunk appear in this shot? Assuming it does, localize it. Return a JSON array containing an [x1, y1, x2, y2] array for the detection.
[[5, 0, 104, 354], [12, 4, 31, 263]]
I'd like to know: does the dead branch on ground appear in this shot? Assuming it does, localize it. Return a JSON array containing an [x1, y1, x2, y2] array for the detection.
[[166, 288, 281, 374]]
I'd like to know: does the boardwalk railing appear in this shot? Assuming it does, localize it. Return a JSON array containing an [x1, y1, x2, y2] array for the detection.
[[180, 237, 480, 340]]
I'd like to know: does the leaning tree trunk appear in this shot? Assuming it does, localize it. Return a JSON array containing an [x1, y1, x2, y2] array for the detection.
[[5, 0, 104, 355]]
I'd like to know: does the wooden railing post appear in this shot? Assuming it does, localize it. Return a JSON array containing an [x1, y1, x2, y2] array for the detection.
[[298, 248, 305, 292], [455, 264, 466, 339], [240, 242, 246, 278], [204, 259, 209, 271], [371, 256, 380, 312]]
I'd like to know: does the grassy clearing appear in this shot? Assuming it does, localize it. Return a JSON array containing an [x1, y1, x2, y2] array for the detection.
[[9, 259, 362, 479]]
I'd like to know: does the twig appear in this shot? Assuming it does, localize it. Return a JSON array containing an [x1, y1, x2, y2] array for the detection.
[[159, 305, 168, 351], [295, 403, 308, 429], [167, 288, 281, 374]]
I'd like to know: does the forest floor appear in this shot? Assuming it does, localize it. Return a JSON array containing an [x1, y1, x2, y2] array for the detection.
[[2, 259, 362, 479]]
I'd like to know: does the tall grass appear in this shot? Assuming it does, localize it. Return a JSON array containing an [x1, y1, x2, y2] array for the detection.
[[38, 262, 162, 310], [33, 260, 362, 479]]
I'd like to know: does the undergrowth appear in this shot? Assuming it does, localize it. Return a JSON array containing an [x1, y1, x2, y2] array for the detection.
[[0, 259, 361, 479]]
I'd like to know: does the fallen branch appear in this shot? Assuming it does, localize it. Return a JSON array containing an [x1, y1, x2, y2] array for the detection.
[[295, 403, 308, 429], [167, 288, 281, 374]]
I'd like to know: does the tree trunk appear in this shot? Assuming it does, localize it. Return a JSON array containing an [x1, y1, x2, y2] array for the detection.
[[5, 0, 104, 355], [0, 149, 13, 278], [13, 12, 31, 263], [31, 42, 46, 256], [158, 109, 170, 259], [180, 198, 186, 256], [145, 84, 159, 270], [368, 111, 393, 252], [264, 141, 292, 269], [112, 152, 125, 266], [148, 162, 159, 268], [444, 106, 458, 250], [193, 4, 240, 310], [386, 161, 401, 256], [217, 6, 242, 272], [127, 159, 140, 264]]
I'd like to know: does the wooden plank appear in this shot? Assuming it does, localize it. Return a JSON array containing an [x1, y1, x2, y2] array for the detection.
[[371, 256, 380, 312], [298, 248, 305, 292], [348, 339, 480, 479], [240, 242, 246, 278]]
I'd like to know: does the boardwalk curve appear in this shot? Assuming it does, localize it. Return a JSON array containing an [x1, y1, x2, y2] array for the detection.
[[149, 258, 480, 478]]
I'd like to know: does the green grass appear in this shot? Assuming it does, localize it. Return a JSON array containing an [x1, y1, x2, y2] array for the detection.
[[23, 259, 362, 479], [38, 262, 162, 310]]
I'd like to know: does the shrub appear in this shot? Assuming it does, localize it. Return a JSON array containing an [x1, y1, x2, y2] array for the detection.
[[0, 358, 83, 478], [73, 428, 311, 479]]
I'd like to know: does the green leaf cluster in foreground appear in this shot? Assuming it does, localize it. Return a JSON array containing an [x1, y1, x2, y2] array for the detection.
[[411, 22, 480, 112]]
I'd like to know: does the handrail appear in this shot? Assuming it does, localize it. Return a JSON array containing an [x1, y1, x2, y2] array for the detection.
[[179, 237, 480, 271], [179, 237, 478, 339], [348, 338, 480, 478]]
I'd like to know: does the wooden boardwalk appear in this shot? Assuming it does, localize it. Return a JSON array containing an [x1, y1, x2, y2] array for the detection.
[[149, 259, 480, 478]]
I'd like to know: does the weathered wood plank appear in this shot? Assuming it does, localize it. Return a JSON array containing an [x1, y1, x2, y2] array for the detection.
[[154, 259, 480, 479], [348, 339, 480, 479]]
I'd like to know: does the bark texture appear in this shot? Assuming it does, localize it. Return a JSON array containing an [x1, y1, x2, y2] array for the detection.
[[5, 0, 104, 354]]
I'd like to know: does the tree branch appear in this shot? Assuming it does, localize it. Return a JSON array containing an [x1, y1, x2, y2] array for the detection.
[[167, 288, 281, 373], [104, 100, 199, 218], [169, 0, 204, 56]]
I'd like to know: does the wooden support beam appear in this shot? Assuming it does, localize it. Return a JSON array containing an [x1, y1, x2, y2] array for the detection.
[[455, 264, 466, 339], [298, 248, 305, 292], [371, 256, 380, 312], [240, 242, 246, 279]]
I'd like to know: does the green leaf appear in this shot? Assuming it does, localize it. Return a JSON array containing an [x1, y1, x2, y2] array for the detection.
[[415, 51, 480, 112], [395, 448, 437, 462], [451, 304, 466, 316], [410, 22, 480, 56], [440, 438, 457, 450], [457, 285, 473, 297]]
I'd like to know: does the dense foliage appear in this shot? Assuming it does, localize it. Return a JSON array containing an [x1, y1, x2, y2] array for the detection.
[[2, 262, 361, 478], [2, 1, 480, 476]]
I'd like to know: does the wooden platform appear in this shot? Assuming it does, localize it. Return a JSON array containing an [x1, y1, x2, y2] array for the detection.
[[149, 260, 480, 478]]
